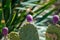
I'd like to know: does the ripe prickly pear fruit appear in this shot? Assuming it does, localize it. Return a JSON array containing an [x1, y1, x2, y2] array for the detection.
[[2, 27, 8, 36], [53, 15, 59, 24], [26, 14, 33, 22], [8, 32, 20, 40]]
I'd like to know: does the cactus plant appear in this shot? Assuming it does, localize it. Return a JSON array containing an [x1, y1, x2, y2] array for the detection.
[[8, 32, 20, 40], [46, 14, 60, 40], [19, 24, 39, 40], [0, 0, 57, 39], [45, 13, 60, 40], [46, 24, 60, 40]]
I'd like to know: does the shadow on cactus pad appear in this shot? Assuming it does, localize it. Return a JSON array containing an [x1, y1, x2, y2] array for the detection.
[[19, 24, 39, 40], [46, 25, 60, 40]]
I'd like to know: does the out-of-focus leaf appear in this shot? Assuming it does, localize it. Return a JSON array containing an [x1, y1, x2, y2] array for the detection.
[[36, 8, 57, 23], [0, 9, 2, 21], [2, 0, 10, 23], [33, 0, 57, 18], [34, 0, 57, 13]]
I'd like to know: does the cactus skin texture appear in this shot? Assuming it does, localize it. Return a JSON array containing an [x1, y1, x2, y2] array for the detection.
[[19, 24, 39, 40], [46, 25, 60, 40], [8, 32, 20, 40]]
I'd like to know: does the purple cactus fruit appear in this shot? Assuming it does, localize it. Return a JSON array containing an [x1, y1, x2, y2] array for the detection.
[[2, 27, 8, 36], [26, 14, 33, 22], [53, 15, 59, 24]]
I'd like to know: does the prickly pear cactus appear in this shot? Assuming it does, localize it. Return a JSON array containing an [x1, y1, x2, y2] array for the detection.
[[46, 24, 60, 40], [19, 24, 39, 40], [8, 32, 20, 40]]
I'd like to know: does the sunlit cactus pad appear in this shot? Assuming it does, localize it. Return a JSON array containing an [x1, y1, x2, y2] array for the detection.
[[19, 24, 39, 40], [8, 32, 20, 40], [46, 25, 60, 40]]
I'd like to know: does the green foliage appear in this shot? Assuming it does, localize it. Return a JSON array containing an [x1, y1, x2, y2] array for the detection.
[[46, 25, 60, 40], [33, 0, 57, 19], [22, 0, 28, 2], [0, 9, 2, 21], [34, 0, 56, 13], [19, 24, 39, 40], [36, 8, 57, 23], [1, 0, 57, 30], [2, 0, 10, 22]]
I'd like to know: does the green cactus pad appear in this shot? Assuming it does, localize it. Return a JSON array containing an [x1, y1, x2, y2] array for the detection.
[[46, 25, 60, 40], [19, 24, 39, 40], [8, 32, 20, 40]]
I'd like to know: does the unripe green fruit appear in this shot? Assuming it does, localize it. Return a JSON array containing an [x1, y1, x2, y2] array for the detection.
[[8, 32, 20, 40]]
